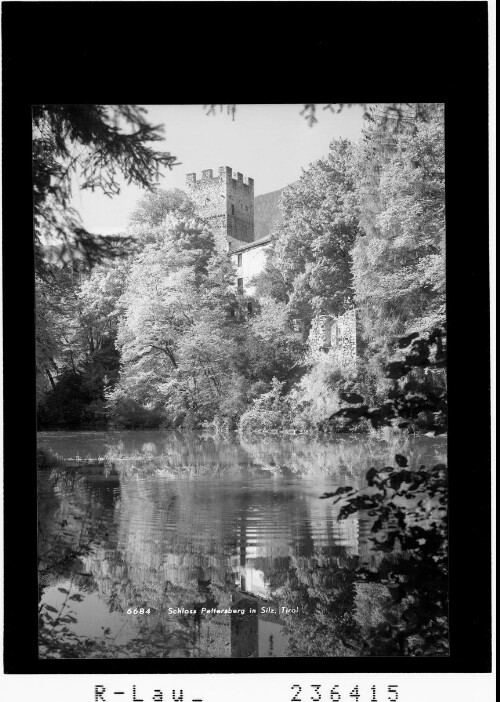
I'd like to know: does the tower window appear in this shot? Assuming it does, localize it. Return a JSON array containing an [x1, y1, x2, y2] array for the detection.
[[237, 277, 244, 293], [247, 301, 253, 315], [237, 253, 242, 267], [231, 204, 235, 215]]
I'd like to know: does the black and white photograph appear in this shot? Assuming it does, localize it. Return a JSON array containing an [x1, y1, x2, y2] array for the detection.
[[0, 3, 493, 700], [34, 103, 450, 660]]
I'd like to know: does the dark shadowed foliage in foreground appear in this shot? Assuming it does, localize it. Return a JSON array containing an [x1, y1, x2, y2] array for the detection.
[[319, 456, 448, 656], [332, 326, 447, 435], [33, 104, 178, 274], [311, 328, 449, 655]]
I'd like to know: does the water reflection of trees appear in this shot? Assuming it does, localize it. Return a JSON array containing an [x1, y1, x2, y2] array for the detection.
[[268, 552, 362, 657], [40, 462, 354, 657], [39, 437, 448, 658], [38, 469, 109, 587], [83, 473, 321, 607], [97, 431, 447, 478]]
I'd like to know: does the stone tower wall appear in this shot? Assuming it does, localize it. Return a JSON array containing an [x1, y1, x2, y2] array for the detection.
[[186, 166, 254, 245]]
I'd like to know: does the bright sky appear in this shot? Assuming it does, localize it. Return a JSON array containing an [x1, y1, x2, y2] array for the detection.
[[71, 104, 367, 235]]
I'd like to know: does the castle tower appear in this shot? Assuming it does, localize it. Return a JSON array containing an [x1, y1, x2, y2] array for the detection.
[[186, 166, 255, 248]]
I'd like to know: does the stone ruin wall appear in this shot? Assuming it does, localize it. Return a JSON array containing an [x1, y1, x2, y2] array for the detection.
[[186, 166, 254, 247], [308, 308, 358, 373]]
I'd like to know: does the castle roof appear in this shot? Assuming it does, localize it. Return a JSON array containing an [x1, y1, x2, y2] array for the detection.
[[229, 235, 272, 254]]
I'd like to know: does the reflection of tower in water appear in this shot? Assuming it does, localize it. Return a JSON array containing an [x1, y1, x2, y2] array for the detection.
[[231, 597, 259, 658], [357, 511, 379, 567], [231, 490, 314, 600], [69, 469, 372, 657]]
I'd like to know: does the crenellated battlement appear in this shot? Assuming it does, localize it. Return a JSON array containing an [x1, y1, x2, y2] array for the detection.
[[186, 166, 255, 245], [186, 167, 254, 190]]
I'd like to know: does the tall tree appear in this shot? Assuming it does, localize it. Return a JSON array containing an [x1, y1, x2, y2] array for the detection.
[[108, 192, 244, 428], [37, 259, 127, 426], [34, 105, 179, 407], [352, 104, 445, 358], [262, 138, 361, 326]]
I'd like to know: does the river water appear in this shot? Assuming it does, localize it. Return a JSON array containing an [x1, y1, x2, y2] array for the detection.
[[37, 430, 447, 659]]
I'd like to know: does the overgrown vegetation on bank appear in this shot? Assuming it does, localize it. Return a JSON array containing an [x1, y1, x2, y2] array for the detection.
[[37, 448, 66, 471], [36, 104, 446, 435]]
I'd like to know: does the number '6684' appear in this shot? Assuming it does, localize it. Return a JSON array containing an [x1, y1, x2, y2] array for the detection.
[[291, 684, 399, 702], [126, 608, 151, 615]]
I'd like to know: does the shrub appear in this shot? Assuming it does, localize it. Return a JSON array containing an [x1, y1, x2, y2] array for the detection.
[[107, 396, 165, 429], [321, 455, 448, 655], [239, 408, 287, 433], [239, 378, 291, 434]]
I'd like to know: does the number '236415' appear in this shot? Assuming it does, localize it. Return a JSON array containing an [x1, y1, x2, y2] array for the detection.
[[291, 684, 399, 702]]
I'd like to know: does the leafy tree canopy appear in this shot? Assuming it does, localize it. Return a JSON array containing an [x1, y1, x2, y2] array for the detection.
[[33, 104, 178, 273], [352, 104, 445, 370], [262, 138, 361, 323], [108, 191, 244, 428]]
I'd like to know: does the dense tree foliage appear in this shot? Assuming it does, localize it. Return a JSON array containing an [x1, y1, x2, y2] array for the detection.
[[252, 104, 446, 424], [352, 104, 446, 392], [35, 104, 180, 419], [333, 326, 447, 435], [320, 453, 448, 655], [258, 138, 360, 326], [37, 103, 446, 435], [106, 191, 245, 428], [37, 260, 127, 426]]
